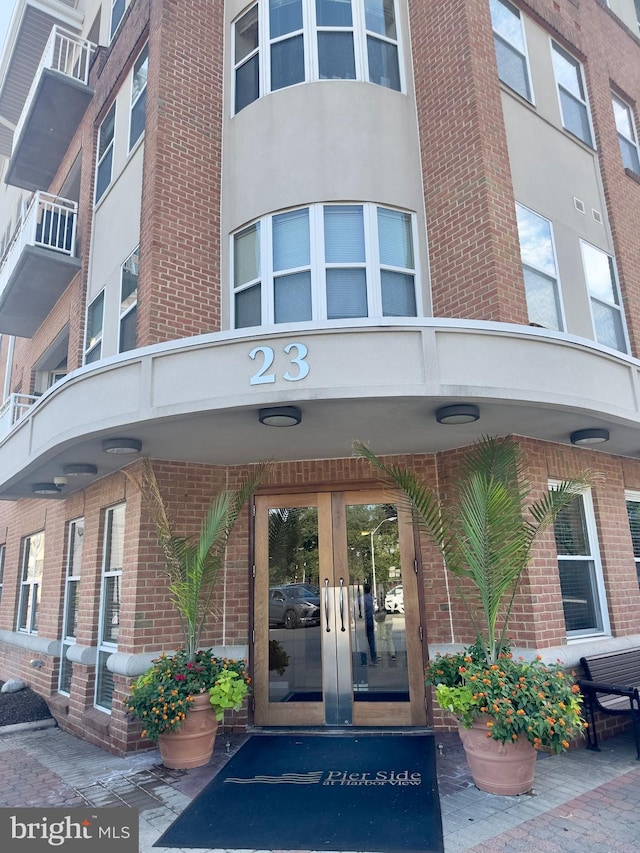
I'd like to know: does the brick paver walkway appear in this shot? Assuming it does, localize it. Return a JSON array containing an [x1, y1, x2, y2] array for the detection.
[[0, 722, 638, 852]]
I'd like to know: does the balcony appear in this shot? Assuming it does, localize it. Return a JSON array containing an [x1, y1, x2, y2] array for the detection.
[[0, 191, 80, 337], [5, 27, 95, 191], [0, 393, 40, 441]]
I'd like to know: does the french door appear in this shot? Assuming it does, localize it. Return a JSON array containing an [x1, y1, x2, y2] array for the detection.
[[253, 489, 426, 727]]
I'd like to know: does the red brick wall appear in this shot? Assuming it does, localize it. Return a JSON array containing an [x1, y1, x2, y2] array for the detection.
[[408, 0, 529, 323], [137, 0, 225, 345]]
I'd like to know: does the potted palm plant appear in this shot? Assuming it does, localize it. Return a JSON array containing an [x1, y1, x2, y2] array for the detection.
[[354, 435, 593, 794], [124, 457, 268, 768]]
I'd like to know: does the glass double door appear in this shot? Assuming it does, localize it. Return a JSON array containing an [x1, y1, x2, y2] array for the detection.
[[253, 490, 426, 727]]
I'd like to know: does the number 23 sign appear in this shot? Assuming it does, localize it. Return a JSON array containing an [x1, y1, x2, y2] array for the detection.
[[249, 342, 309, 385]]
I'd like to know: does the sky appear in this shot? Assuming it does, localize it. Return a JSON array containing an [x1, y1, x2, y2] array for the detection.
[[0, 1, 16, 59]]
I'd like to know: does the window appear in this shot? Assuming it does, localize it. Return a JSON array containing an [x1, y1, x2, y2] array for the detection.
[[0, 544, 4, 608], [489, 0, 532, 102], [233, 0, 402, 114], [233, 203, 417, 328], [612, 94, 640, 174], [59, 519, 83, 695], [581, 241, 628, 353], [119, 247, 139, 353], [553, 489, 609, 638], [96, 104, 116, 203], [515, 204, 563, 330], [96, 504, 125, 712], [84, 292, 104, 364], [17, 532, 45, 634], [235, 5, 260, 112], [110, 0, 127, 42], [625, 493, 640, 587], [551, 43, 593, 146], [129, 44, 148, 150]]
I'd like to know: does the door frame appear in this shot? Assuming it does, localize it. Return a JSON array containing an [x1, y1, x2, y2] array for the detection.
[[252, 487, 427, 727]]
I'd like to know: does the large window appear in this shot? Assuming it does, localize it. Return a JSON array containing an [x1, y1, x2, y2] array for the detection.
[[551, 43, 593, 147], [129, 44, 148, 150], [580, 241, 628, 353], [612, 94, 640, 174], [17, 532, 45, 634], [84, 291, 105, 364], [233, 203, 417, 328], [553, 489, 609, 638], [119, 247, 139, 353], [96, 504, 125, 712], [110, 0, 127, 42], [625, 492, 640, 587], [95, 103, 116, 203], [515, 204, 563, 330], [233, 0, 402, 114], [489, 0, 532, 102], [59, 519, 83, 695]]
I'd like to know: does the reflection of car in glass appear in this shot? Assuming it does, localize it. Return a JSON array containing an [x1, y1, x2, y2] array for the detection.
[[384, 585, 404, 613], [269, 583, 321, 629]]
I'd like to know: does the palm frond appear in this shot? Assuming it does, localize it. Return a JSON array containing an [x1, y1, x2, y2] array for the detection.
[[125, 457, 272, 660], [355, 436, 595, 663]]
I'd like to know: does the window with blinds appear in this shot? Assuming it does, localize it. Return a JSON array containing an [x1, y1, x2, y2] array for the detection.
[[233, 202, 418, 328], [17, 532, 45, 634], [489, 0, 533, 103], [96, 504, 125, 712], [59, 519, 84, 695], [625, 494, 640, 587], [551, 43, 593, 147], [552, 488, 609, 637], [233, 0, 403, 115]]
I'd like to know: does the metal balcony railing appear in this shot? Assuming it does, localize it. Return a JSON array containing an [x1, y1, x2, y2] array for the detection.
[[12, 26, 96, 154], [0, 393, 40, 440], [0, 191, 78, 298]]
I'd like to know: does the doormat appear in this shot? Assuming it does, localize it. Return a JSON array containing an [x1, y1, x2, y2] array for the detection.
[[155, 733, 443, 852]]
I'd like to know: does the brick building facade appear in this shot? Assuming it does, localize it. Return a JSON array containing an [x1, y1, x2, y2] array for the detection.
[[0, 0, 639, 754]]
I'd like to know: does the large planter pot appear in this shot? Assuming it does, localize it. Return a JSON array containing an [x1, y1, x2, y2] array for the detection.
[[458, 717, 537, 795], [157, 693, 218, 769]]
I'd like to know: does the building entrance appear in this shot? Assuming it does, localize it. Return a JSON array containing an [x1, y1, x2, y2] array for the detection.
[[253, 489, 427, 727]]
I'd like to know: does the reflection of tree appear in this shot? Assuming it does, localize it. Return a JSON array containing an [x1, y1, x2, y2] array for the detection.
[[268, 639, 290, 675], [268, 507, 319, 585], [346, 504, 398, 597]]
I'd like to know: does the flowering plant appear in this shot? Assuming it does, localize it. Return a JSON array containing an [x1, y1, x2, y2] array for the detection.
[[425, 643, 586, 754], [126, 649, 250, 741]]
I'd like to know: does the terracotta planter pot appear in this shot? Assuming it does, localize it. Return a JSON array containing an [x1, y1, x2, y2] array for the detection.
[[458, 717, 537, 795], [157, 693, 219, 769]]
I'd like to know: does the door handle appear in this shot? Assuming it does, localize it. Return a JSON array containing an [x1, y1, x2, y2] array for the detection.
[[339, 577, 346, 632], [324, 578, 331, 632]]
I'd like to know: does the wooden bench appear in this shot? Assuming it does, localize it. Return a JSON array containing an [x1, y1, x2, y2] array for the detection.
[[579, 649, 640, 760]]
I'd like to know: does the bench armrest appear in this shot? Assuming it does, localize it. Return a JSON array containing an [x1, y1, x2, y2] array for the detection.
[[578, 679, 639, 703]]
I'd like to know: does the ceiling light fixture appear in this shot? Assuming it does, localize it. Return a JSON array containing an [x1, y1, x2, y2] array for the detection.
[[435, 404, 480, 425], [102, 438, 142, 454], [63, 463, 98, 477], [31, 482, 61, 495], [570, 428, 610, 446], [258, 406, 302, 427]]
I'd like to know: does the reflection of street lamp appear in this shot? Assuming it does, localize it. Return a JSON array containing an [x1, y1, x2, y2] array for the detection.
[[361, 516, 397, 604]]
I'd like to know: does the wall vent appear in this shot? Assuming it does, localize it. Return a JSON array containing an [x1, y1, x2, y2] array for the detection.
[[574, 197, 586, 214], [592, 209, 603, 224]]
